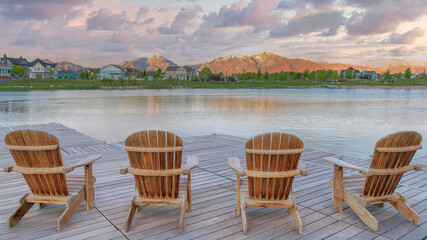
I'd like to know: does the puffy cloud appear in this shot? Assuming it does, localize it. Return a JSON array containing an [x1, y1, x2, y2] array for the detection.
[[390, 46, 427, 57], [386, 27, 425, 44], [0, 0, 91, 21], [203, 0, 280, 28], [86, 8, 129, 31], [277, 0, 336, 12], [270, 10, 345, 37], [158, 5, 202, 35], [345, 0, 427, 35]]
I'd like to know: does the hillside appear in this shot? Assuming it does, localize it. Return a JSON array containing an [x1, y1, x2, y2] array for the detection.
[[118, 55, 178, 71], [196, 52, 377, 75]]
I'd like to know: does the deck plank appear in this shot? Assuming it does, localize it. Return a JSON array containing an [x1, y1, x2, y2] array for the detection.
[[0, 123, 425, 239]]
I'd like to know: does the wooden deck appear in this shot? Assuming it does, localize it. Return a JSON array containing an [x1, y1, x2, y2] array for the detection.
[[0, 123, 426, 240]]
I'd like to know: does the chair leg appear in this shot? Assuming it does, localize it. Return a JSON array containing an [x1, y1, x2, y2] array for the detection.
[[57, 190, 85, 231], [288, 204, 303, 234], [333, 166, 344, 212], [344, 192, 378, 231], [179, 195, 187, 233], [125, 197, 137, 232], [236, 176, 240, 215], [391, 193, 420, 225], [85, 164, 95, 211], [240, 197, 247, 234], [187, 175, 191, 213], [376, 203, 385, 207], [8, 193, 34, 228]]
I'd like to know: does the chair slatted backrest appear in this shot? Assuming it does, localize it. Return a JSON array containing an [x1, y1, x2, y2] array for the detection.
[[245, 133, 304, 201], [362, 131, 422, 197], [4, 130, 69, 197], [125, 130, 183, 199]]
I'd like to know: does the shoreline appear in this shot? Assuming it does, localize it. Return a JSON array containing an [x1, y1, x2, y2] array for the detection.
[[1, 85, 427, 91]]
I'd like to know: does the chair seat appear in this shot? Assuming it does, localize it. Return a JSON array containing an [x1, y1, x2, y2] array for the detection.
[[66, 175, 95, 195]]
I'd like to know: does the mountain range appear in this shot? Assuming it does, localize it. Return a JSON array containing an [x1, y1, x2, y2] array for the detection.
[[49, 52, 427, 74]]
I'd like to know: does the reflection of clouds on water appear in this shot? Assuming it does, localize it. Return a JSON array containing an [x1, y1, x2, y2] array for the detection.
[[1, 89, 426, 158]]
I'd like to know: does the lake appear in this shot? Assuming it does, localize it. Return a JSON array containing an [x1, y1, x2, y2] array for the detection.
[[1, 88, 426, 158]]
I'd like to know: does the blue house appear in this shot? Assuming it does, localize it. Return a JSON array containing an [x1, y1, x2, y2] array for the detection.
[[58, 70, 76, 79], [360, 71, 377, 80]]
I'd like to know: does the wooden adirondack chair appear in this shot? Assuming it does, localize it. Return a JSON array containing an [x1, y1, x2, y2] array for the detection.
[[120, 130, 198, 232], [228, 132, 308, 234], [3, 129, 101, 230], [324, 131, 423, 231]]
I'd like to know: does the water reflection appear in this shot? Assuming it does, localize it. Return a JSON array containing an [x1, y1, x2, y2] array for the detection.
[[0, 89, 426, 158]]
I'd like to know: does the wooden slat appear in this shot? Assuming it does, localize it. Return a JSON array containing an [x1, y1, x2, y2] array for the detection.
[[124, 146, 182, 152], [4, 145, 58, 151]]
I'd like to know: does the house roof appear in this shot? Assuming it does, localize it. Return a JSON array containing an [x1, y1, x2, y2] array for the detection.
[[100, 64, 125, 71], [342, 67, 361, 73], [84, 68, 100, 73], [165, 66, 179, 71], [184, 66, 194, 72], [7, 57, 29, 65], [29, 58, 57, 68]]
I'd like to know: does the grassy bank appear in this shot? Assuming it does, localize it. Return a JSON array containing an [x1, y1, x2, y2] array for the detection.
[[1, 77, 426, 91]]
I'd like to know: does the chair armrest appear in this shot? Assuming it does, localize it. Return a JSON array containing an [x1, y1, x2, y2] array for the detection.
[[228, 157, 245, 176], [298, 162, 308, 176], [3, 166, 14, 172], [413, 164, 422, 171], [120, 162, 130, 174], [323, 157, 369, 175], [64, 155, 102, 172], [183, 156, 199, 174]]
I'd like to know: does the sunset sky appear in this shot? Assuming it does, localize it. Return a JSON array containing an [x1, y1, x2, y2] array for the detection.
[[1, 0, 426, 67]]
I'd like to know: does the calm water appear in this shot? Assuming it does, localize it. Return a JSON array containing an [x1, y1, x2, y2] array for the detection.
[[0, 89, 426, 158]]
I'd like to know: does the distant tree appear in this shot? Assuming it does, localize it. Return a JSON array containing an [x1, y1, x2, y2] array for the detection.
[[345, 70, 353, 79], [257, 68, 262, 80], [333, 70, 340, 80], [49, 68, 54, 79], [302, 69, 309, 78], [404, 68, 412, 79], [423, 69, 426, 78], [326, 70, 334, 80], [157, 68, 162, 75], [352, 71, 357, 79], [218, 72, 224, 76], [11, 65, 25, 78], [394, 72, 402, 79], [199, 67, 213, 81], [317, 71, 326, 80], [383, 69, 391, 80], [93, 70, 99, 80], [308, 71, 316, 80], [340, 71, 344, 78], [264, 71, 270, 80], [79, 70, 90, 79], [137, 71, 144, 79]]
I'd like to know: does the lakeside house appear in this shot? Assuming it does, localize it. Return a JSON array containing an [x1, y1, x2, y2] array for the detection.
[[340, 67, 361, 78], [99, 64, 126, 80], [58, 70, 76, 79], [164, 66, 197, 80], [28, 58, 58, 79], [0, 55, 29, 78], [125, 67, 139, 80], [360, 71, 377, 80], [0, 54, 12, 79]]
